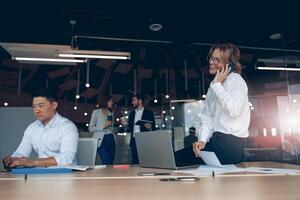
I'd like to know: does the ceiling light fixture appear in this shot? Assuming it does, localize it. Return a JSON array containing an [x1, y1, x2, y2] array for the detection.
[[59, 54, 129, 60], [58, 50, 131, 60], [149, 23, 163, 32], [270, 33, 282, 40], [85, 60, 90, 88], [76, 68, 80, 99], [257, 66, 300, 71], [14, 57, 86, 63]]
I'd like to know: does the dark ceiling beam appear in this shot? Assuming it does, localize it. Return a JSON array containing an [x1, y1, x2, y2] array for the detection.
[[21, 65, 39, 89], [136, 49, 146, 95], [97, 61, 119, 103], [58, 65, 79, 98]]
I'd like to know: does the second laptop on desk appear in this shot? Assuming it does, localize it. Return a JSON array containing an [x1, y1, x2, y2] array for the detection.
[[135, 130, 199, 170]]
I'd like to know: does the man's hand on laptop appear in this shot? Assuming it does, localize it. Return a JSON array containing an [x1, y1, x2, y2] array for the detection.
[[3, 156, 18, 167], [9, 157, 36, 167], [193, 141, 206, 157]]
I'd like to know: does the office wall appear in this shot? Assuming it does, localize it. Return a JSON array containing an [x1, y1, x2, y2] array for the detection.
[[0, 107, 35, 156]]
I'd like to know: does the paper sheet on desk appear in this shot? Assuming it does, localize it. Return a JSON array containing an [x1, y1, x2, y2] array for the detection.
[[64, 165, 94, 171], [176, 151, 244, 176], [177, 164, 244, 176], [49, 165, 97, 171], [243, 167, 300, 175], [199, 151, 223, 167]]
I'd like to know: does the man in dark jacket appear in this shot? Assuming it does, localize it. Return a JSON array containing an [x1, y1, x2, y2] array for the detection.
[[127, 95, 155, 164]]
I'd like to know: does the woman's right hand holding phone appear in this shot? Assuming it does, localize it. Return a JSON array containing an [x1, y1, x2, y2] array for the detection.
[[213, 63, 230, 83]]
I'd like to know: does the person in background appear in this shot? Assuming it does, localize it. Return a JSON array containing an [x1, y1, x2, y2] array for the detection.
[[125, 95, 156, 164], [89, 96, 116, 165], [184, 127, 198, 148], [176, 43, 250, 165], [3, 88, 79, 167]]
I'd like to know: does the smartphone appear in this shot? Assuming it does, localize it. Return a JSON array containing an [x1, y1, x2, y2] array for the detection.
[[159, 177, 199, 182], [137, 172, 171, 176], [107, 115, 113, 121], [228, 62, 236, 73]]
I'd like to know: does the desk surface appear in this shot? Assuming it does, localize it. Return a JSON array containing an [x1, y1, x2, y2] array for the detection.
[[0, 165, 184, 180], [1, 162, 300, 200], [1, 175, 300, 200], [1, 162, 300, 180]]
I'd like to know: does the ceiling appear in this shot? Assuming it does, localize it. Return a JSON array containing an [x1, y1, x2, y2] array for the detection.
[[1, 0, 300, 108], [1, 1, 299, 48]]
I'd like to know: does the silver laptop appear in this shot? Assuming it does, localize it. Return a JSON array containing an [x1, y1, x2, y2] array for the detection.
[[135, 130, 199, 169], [0, 152, 6, 172]]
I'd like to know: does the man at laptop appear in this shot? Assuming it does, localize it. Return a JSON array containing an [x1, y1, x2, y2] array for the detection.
[[3, 88, 79, 168], [125, 95, 156, 164], [175, 43, 250, 165]]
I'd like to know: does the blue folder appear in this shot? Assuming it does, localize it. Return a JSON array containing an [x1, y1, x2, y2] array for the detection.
[[11, 167, 72, 174]]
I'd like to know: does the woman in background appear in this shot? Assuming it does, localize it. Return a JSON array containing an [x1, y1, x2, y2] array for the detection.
[[89, 96, 116, 165]]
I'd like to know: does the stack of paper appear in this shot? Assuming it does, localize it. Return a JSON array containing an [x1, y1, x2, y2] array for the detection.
[[63, 165, 94, 171], [176, 151, 245, 175], [176, 151, 300, 176]]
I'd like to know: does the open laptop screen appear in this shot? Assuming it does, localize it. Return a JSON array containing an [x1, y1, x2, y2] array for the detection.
[[135, 130, 178, 169]]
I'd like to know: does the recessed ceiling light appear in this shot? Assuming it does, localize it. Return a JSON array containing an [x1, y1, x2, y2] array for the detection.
[[270, 33, 282, 40], [149, 23, 163, 32]]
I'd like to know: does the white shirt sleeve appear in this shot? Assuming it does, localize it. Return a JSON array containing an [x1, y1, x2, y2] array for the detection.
[[198, 99, 214, 143], [53, 123, 79, 166], [89, 110, 105, 132], [12, 126, 33, 158], [210, 76, 248, 118]]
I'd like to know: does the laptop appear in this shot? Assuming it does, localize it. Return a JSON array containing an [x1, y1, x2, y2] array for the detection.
[[135, 130, 199, 169], [0, 152, 9, 172]]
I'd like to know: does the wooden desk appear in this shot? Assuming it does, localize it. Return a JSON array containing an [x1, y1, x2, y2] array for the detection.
[[1, 162, 300, 199], [1, 175, 300, 200], [0, 165, 185, 180], [1, 162, 300, 180]]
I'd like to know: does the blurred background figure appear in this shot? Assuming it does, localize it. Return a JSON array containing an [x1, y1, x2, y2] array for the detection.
[[125, 95, 156, 164], [89, 96, 116, 165], [184, 127, 197, 148]]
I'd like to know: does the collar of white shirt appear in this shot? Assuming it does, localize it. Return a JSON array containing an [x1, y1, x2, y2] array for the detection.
[[135, 107, 144, 113], [37, 112, 59, 128]]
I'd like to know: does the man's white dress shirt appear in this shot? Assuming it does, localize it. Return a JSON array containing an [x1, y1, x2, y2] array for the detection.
[[12, 113, 79, 166]]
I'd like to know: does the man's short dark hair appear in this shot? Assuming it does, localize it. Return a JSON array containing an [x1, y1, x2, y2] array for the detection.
[[133, 94, 144, 103], [189, 127, 196, 134], [32, 88, 58, 102]]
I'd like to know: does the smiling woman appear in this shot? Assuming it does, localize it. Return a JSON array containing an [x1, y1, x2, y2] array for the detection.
[[175, 43, 250, 165]]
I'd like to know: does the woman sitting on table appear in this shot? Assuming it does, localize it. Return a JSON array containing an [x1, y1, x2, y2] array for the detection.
[[89, 96, 116, 165], [175, 43, 250, 165]]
